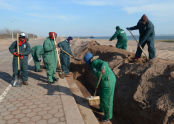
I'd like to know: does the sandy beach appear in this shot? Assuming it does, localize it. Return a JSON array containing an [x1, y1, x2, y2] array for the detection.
[[0, 37, 174, 124], [1, 38, 174, 60]]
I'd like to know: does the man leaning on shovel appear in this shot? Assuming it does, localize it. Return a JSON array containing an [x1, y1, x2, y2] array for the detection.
[[43, 32, 58, 84], [9, 33, 31, 85], [127, 14, 155, 60], [58, 36, 73, 77]]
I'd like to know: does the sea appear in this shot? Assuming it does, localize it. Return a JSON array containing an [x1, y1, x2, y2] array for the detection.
[[78, 36, 174, 40]]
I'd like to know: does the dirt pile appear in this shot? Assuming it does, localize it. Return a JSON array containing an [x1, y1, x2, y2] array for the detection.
[[70, 40, 174, 124]]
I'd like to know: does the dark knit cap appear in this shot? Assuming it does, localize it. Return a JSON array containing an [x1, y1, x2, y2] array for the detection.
[[67, 36, 73, 41], [116, 26, 120, 30]]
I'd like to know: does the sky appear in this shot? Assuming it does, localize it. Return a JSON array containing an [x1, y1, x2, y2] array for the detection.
[[0, 0, 173, 36]]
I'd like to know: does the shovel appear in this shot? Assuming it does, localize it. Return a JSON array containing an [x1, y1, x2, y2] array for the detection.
[[13, 33, 22, 87], [60, 48, 81, 61], [87, 72, 103, 106], [127, 30, 148, 60], [53, 33, 65, 79]]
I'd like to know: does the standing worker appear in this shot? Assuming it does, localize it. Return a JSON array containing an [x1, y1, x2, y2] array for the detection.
[[109, 26, 128, 50], [84, 52, 116, 122], [31, 45, 44, 72], [9, 32, 31, 85], [127, 14, 155, 59], [58, 37, 73, 77], [43, 32, 58, 84]]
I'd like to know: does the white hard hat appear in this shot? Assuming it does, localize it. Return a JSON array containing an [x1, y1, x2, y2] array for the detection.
[[20, 32, 26, 37]]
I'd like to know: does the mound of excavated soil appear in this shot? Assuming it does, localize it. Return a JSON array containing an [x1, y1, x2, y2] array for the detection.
[[70, 40, 174, 124]]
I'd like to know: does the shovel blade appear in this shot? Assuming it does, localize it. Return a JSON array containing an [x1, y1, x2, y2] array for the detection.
[[58, 72, 65, 79], [12, 75, 22, 87], [87, 96, 100, 106], [74, 58, 81, 61]]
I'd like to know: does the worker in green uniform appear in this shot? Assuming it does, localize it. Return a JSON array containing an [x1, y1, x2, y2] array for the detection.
[[127, 14, 155, 59], [31, 45, 44, 72], [9, 32, 31, 85], [43, 32, 58, 84], [58, 37, 73, 77], [84, 52, 116, 122], [109, 26, 128, 50]]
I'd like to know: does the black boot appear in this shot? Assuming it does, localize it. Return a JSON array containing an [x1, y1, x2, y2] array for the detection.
[[47, 81, 54, 84], [100, 117, 110, 122], [53, 77, 59, 82], [38, 69, 42, 72]]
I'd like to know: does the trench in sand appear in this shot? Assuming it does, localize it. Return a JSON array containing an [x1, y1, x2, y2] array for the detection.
[[68, 40, 174, 124]]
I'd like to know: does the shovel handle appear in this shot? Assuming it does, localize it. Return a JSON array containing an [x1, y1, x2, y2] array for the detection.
[[53, 33, 62, 69], [60, 48, 73, 57], [94, 71, 103, 96], [128, 30, 148, 59], [60, 48, 81, 61], [17, 33, 20, 71], [73, 57, 81, 61]]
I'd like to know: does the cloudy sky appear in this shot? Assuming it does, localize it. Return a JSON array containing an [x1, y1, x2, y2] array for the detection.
[[0, 0, 173, 36]]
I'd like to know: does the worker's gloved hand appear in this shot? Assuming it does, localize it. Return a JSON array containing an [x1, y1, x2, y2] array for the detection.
[[20, 55, 23, 59], [101, 68, 105, 74], [38, 58, 41, 62], [19, 53, 23, 59], [18, 53, 23, 59], [59, 47, 63, 52], [13, 52, 19, 56], [126, 27, 130, 30], [59, 47, 62, 50], [19, 53, 23, 56], [138, 43, 141, 47], [101, 67, 105, 74]]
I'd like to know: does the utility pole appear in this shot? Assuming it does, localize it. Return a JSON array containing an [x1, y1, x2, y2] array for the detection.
[[12, 30, 14, 40], [10, 20, 14, 41]]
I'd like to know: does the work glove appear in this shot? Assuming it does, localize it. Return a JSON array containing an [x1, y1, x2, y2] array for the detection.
[[58, 47, 61, 49], [38, 58, 41, 62], [138, 43, 141, 47], [13, 52, 19, 56], [59, 47, 63, 53], [126, 27, 130, 30], [101, 66, 105, 74], [19, 53, 23, 56], [20, 55, 23, 59], [19, 53, 23, 59]]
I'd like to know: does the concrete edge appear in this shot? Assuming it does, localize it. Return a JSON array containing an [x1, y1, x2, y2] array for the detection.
[[58, 78, 84, 124], [68, 80, 99, 124]]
